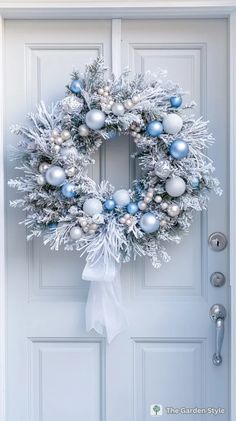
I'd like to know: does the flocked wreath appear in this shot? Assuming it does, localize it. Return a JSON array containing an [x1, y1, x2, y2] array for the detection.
[[9, 57, 221, 266], [9, 58, 221, 340]]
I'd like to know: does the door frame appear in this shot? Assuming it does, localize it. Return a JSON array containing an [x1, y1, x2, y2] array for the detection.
[[0, 3, 235, 420]]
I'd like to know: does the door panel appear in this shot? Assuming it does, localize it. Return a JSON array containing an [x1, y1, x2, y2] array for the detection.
[[5, 19, 229, 421]]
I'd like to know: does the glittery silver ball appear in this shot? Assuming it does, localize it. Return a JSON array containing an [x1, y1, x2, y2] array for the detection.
[[61, 96, 84, 114], [155, 159, 171, 179]]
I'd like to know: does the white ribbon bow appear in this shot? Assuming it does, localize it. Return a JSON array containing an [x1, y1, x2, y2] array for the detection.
[[82, 255, 127, 343]]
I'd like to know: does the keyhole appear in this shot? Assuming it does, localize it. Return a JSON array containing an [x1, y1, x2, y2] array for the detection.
[[216, 239, 220, 247]]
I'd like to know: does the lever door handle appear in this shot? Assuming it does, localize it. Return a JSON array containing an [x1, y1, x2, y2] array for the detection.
[[209, 304, 227, 366]]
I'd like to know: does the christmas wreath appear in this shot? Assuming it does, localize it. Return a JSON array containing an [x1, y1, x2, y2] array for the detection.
[[9, 57, 221, 341]]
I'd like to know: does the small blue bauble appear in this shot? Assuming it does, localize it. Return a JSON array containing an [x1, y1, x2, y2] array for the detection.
[[104, 199, 116, 211], [70, 79, 82, 94], [147, 120, 163, 137], [170, 139, 189, 160], [190, 177, 200, 189], [48, 222, 58, 231], [170, 96, 182, 108], [61, 183, 76, 198], [127, 202, 138, 215]]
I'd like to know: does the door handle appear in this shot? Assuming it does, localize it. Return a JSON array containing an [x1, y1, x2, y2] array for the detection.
[[209, 304, 227, 366]]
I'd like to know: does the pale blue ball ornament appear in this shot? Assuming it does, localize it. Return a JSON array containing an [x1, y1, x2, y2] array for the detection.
[[147, 120, 163, 137], [70, 79, 83, 94], [139, 212, 160, 233], [190, 177, 200, 189], [170, 139, 189, 160], [104, 199, 116, 211], [127, 202, 138, 215], [170, 96, 182, 108], [61, 183, 76, 198]]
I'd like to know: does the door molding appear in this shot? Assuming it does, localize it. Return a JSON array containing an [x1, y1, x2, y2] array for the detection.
[[0, 5, 235, 421]]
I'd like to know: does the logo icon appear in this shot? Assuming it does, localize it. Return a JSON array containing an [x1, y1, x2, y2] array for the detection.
[[150, 404, 163, 416]]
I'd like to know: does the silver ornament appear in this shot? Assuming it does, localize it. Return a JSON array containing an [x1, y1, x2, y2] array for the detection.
[[154, 159, 171, 179], [70, 226, 83, 240], [85, 109, 105, 130], [165, 176, 186, 197], [112, 103, 125, 116], [139, 212, 160, 233], [167, 203, 180, 217], [61, 96, 83, 114], [45, 166, 66, 186], [83, 198, 103, 216], [78, 124, 89, 137], [39, 162, 50, 174], [36, 174, 46, 186], [61, 130, 71, 141]]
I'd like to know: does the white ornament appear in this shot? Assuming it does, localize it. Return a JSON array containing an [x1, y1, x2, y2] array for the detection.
[[131, 95, 140, 104], [39, 162, 50, 173], [162, 113, 183, 134], [112, 103, 125, 116], [54, 136, 63, 145], [162, 113, 183, 135], [45, 166, 66, 186], [70, 226, 83, 240], [85, 109, 106, 130], [167, 203, 180, 217], [36, 174, 46, 186], [165, 176, 186, 197], [61, 130, 71, 141], [52, 144, 61, 153], [61, 96, 83, 114], [83, 198, 103, 216], [51, 128, 59, 138], [124, 99, 133, 110], [78, 124, 89, 137], [113, 189, 130, 207], [138, 201, 147, 211]]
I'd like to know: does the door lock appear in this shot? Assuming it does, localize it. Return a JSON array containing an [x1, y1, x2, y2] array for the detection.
[[208, 232, 227, 252]]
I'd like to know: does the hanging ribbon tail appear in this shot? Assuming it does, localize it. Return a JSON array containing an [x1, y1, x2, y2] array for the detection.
[[82, 256, 127, 343]]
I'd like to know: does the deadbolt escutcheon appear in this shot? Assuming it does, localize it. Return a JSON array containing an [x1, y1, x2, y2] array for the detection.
[[208, 232, 227, 252], [210, 272, 226, 287]]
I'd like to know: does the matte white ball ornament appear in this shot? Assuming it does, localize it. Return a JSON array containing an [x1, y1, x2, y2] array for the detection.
[[165, 176, 186, 197], [162, 113, 183, 135], [113, 189, 130, 207], [83, 198, 103, 216], [70, 226, 83, 240], [45, 166, 66, 186], [85, 109, 105, 130]]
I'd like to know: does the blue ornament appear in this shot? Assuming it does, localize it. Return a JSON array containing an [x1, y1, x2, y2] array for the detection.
[[190, 177, 200, 189], [170, 96, 182, 108], [127, 202, 138, 215], [139, 212, 160, 233], [170, 139, 189, 160], [48, 222, 58, 231], [61, 183, 76, 198], [147, 120, 163, 137], [70, 79, 82, 94], [104, 199, 116, 211]]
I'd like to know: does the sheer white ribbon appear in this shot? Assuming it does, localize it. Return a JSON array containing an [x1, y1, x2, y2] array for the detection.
[[82, 255, 127, 343]]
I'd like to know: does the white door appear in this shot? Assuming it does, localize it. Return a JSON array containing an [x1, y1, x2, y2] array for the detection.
[[5, 19, 229, 421]]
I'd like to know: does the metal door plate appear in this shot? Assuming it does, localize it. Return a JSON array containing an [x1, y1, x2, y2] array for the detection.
[[208, 232, 227, 252], [210, 272, 226, 287]]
